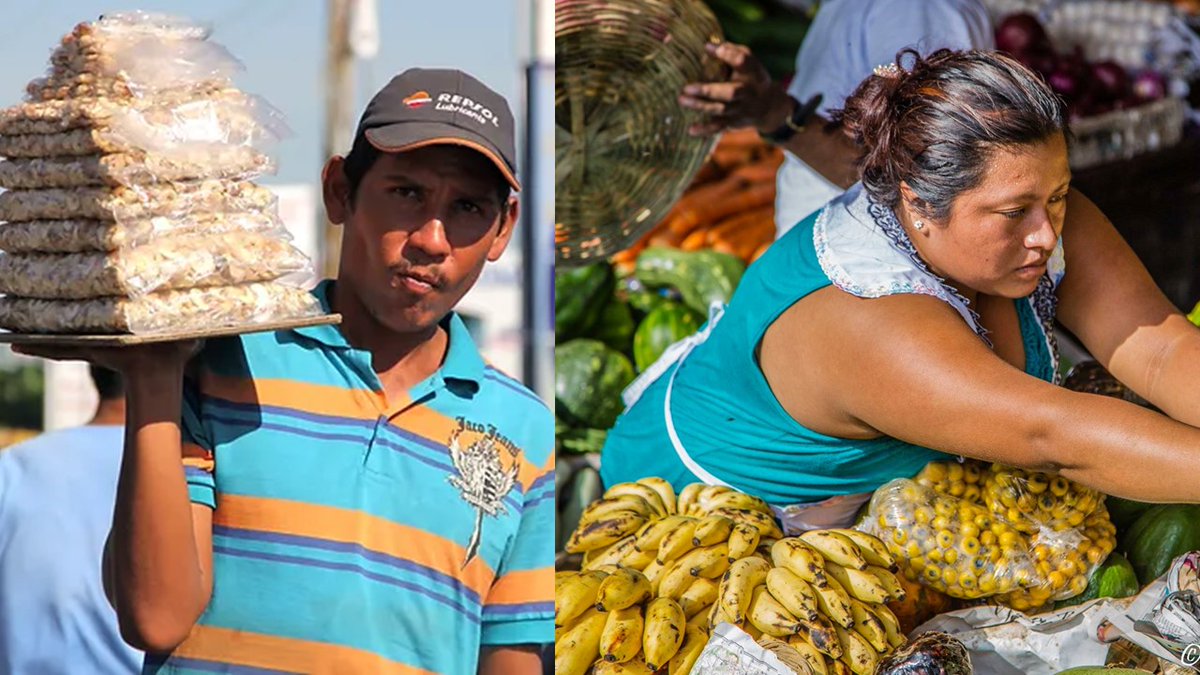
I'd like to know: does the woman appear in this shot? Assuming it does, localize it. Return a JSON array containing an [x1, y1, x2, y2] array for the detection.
[[601, 49, 1200, 531]]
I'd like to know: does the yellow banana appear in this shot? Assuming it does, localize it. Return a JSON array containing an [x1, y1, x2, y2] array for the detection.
[[823, 560, 891, 604], [619, 544, 656, 570], [832, 529, 897, 570], [658, 519, 701, 563], [800, 612, 843, 659], [710, 507, 785, 539], [687, 604, 713, 631], [834, 624, 880, 675], [581, 494, 656, 522], [583, 540, 617, 567], [634, 515, 693, 553], [554, 606, 607, 675], [599, 604, 644, 664], [764, 567, 820, 622], [583, 534, 639, 570], [695, 485, 734, 511], [692, 515, 735, 547], [800, 530, 869, 570], [643, 597, 687, 670], [771, 538, 829, 588], [605, 482, 669, 518], [727, 522, 761, 561], [678, 576, 720, 619], [867, 603, 906, 649], [596, 568, 652, 612], [668, 624, 709, 675], [658, 559, 699, 601], [826, 657, 853, 675], [704, 490, 774, 515], [743, 621, 764, 640], [567, 511, 647, 553], [642, 558, 667, 596], [746, 585, 803, 637], [637, 476, 678, 515], [718, 556, 771, 623], [594, 654, 650, 674], [864, 565, 906, 601], [812, 575, 855, 629], [847, 599, 888, 652], [787, 635, 829, 675], [556, 570, 608, 627], [676, 483, 705, 516], [687, 543, 731, 578]]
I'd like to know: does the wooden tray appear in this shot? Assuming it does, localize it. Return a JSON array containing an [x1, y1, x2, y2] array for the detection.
[[0, 313, 341, 347]]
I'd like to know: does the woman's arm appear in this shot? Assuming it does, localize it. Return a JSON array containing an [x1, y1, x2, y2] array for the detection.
[[760, 289, 1200, 502], [1056, 189, 1200, 426]]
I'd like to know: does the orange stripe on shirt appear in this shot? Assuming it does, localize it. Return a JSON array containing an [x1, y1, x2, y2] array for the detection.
[[214, 494, 495, 597], [396, 406, 544, 493], [171, 624, 436, 674], [201, 372, 387, 421], [486, 567, 554, 605]]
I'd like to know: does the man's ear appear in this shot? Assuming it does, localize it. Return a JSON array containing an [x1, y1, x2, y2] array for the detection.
[[487, 196, 519, 262], [321, 157, 353, 225]]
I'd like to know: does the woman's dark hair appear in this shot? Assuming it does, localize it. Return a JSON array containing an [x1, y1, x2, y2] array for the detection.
[[341, 133, 511, 208], [833, 49, 1067, 220]]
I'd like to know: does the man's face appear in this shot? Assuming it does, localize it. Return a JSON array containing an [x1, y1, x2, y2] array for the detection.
[[325, 144, 517, 334]]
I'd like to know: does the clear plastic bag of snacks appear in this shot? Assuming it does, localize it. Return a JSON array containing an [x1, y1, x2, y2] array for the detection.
[[0, 146, 273, 189], [0, 230, 310, 299], [859, 478, 1041, 599], [0, 180, 275, 223], [0, 281, 323, 335], [0, 211, 282, 254]]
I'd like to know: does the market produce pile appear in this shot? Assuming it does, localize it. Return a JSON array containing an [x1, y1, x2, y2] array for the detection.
[[557, 478, 909, 675], [0, 12, 321, 334]]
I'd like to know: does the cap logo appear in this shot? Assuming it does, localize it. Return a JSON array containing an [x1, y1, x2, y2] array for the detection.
[[435, 92, 502, 128], [403, 91, 433, 108]]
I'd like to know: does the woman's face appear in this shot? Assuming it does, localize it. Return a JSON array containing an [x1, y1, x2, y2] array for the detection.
[[914, 133, 1070, 299]]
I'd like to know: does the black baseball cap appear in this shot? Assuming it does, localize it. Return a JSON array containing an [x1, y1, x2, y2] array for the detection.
[[355, 68, 520, 191]]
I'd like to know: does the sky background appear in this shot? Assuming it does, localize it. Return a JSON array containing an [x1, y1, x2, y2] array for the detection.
[[0, 0, 529, 186]]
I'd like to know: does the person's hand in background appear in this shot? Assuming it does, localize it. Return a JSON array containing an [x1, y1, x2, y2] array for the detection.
[[679, 41, 793, 136]]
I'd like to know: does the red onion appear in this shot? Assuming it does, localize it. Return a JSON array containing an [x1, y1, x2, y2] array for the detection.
[[1132, 70, 1167, 103], [1089, 61, 1129, 101], [995, 13, 1051, 56]]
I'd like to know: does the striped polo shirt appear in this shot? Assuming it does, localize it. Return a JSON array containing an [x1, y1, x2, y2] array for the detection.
[[147, 280, 554, 675]]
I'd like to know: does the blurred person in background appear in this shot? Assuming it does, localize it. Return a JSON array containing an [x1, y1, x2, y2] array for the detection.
[[0, 366, 142, 673], [679, 0, 994, 238]]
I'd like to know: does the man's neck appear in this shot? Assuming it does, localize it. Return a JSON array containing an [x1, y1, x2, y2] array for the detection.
[[330, 280, 450, 397], [89, 401, 125, 426]]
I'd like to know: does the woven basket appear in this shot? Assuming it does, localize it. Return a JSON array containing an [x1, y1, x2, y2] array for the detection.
[[1068, 95, 1187, 169], [555, 0, 725, 265]]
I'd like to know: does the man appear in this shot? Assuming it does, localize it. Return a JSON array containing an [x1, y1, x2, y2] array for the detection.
[[679, 0, 993, 237], [18, 68, 553, 674], [0, 366, 143, 673]]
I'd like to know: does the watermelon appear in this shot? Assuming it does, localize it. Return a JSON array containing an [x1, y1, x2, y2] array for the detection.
[[1055, 552, 1140, 609], [1105, 496, 1154, 533], [627, 288, 673, 321], [635, 247, 745, 316], [558, 427, 608, 456], [555, 262, 615, 339], [1120, 504, 1200, 584], [594, 299, 635, 357], [632, 302, 703, 372], [555, 339, 635, 429]]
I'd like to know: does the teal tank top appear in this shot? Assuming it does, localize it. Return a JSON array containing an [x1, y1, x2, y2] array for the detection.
[[601, 196, 1059, 506]]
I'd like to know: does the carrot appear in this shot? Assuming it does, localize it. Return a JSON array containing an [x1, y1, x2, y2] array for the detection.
[[705, 206, 775, 245], [666, 177, 748, 235], [750, 241, 772, 264], [716, 127, 762, 148], [729, 160, 782, 185], [690, 161, 725, 187], [711, 145, 757, 171], [680, 228, 708, 251], [648, 228, 685, 248]]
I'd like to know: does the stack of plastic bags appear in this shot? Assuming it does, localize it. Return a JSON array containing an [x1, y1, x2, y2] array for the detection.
[[0, 12, 322, 334]]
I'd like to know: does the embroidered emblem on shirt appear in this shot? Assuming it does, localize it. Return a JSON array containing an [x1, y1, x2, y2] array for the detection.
[[447, 418, 520, 568]]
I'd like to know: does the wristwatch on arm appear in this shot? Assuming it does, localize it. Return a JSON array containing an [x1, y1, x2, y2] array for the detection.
[[758, 93, 824, 144]]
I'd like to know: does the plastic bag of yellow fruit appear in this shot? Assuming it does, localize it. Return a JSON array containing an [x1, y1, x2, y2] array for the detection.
[[913, 458, 989, 504], [980, 464, 1104, 534], [859, 478, 1041, 600], [991, 506, 1118, 611]]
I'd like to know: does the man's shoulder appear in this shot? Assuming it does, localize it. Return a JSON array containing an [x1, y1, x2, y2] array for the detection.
[[478, 364, 551, 415]]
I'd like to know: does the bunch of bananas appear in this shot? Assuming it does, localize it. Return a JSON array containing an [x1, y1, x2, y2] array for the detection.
[[864, 479, 1041, 600], [555, 567, 707, 675], [993, 506, 1119, 610], [981, 464, 1103, 534]]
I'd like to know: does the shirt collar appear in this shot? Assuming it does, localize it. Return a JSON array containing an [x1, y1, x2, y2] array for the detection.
[[291, 279, 486, 391]]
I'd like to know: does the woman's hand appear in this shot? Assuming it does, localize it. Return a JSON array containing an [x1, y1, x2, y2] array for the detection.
[[679, 42, 793, 136]]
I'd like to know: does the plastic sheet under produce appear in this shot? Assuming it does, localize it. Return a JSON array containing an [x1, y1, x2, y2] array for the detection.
[[0, 211, 282, 253], [0, 231, 310, 299], [0, 180, 275, 223], [0, 281, 322, 334], [0, 147, 273, 189]]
